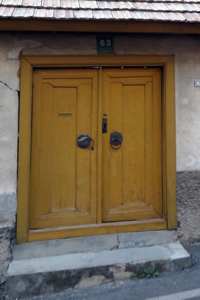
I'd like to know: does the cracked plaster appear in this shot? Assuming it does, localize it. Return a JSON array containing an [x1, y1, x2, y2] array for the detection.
[[0, 60, 20, 91]]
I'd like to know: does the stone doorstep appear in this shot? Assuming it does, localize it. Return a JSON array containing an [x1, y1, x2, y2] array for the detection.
[[6, 240, 191, 300], [13, 230, 177, 260]]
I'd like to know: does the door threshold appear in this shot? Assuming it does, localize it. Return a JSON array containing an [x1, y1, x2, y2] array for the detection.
[[28, 218, 167, 242]]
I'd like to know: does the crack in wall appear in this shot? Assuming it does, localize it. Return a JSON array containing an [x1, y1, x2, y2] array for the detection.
[[0, 81, 19, 93]]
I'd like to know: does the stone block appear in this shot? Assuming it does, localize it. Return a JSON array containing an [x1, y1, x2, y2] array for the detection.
[[0, 227, 15, 284], [13, 234, 118, 260], [118, 231, 177, 249], [177, 171, 200, 241]]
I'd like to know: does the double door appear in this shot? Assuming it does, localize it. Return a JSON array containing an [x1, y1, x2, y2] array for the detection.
[[29, 68, 162, 233]]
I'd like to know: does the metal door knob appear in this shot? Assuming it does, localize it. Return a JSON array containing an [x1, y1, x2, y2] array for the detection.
[[77, 134, 94, 150], [110, 131, 123, 150]]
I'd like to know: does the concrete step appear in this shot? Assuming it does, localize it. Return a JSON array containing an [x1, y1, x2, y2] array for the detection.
[[12, 230, 178, 260], [6, 231, 191, 300]]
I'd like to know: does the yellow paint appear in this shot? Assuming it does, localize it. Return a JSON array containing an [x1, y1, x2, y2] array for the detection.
[[17, 55, 176, 244], [16, 56, 32, 244], [28, 219, 167, 242], [30, 69, 98, 229], [58, 112, 73, 116], [30, 67, 162, 230]]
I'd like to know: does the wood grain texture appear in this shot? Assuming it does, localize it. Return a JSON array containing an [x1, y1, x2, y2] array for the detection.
[[165, 57, 177, 229], [152, 69, 162, 216], [97, 68, 103, 224], [102, 69, 162, 223], [24, 55, 174, 68], [29, 69, 98, 229]]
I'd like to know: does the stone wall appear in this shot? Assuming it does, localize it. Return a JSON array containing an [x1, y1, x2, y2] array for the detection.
[[177, 171, 200, 243], [1, 32, 200, 282]]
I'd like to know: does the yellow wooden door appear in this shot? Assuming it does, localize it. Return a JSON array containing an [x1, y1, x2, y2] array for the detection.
[[102, 68, 162, 222], [29, 67, 162, 233], [29, 69, 98, 229]]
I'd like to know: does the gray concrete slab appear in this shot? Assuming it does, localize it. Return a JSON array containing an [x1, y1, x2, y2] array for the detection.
[[13, 230, 177, 261], [6, 241, 190, 300], [13, 240, 49, 260], [47, 234, 118, 257], [13, 234, 118, 260], [118, 230, 177, 249]]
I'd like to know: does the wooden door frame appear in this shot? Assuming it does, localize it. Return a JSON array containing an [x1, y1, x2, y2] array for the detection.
[[17, 55, 176, 244]]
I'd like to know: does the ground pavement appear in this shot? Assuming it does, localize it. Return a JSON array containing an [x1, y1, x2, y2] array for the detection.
[[1, 243, 200, 300]]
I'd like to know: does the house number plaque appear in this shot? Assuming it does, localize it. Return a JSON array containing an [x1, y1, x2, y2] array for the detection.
[[97, 37, 114, 54]]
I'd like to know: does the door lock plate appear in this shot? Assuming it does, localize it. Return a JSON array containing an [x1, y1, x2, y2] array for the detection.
[[102, 118, 107, 133]]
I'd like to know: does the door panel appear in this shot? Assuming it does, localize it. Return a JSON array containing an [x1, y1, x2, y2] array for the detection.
[[102, 69, 162, 222], [30, 69, 98, 229]]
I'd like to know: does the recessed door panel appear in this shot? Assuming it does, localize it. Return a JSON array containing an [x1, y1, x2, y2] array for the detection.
[[30, 69, 98, 229], [102, 69, 162, 222]]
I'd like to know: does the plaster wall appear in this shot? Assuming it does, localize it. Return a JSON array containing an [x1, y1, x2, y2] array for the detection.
[[0, 32, 200, 281]]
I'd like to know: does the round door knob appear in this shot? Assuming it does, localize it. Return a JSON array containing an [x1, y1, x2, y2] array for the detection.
[[77, 134, 94, 150], [110, 131, 123, 150]]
